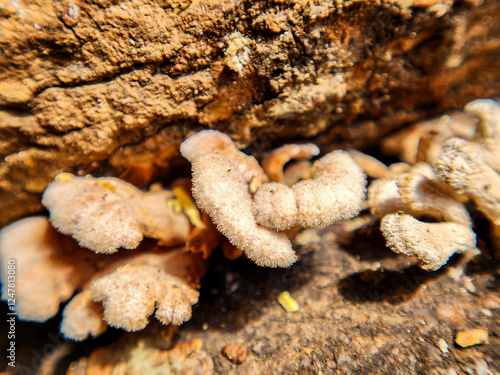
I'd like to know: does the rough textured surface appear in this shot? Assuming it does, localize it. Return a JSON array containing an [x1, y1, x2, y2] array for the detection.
[[1, 0, 500, 227], [0, 221, 498, 373], [176, 225, 499, 374]]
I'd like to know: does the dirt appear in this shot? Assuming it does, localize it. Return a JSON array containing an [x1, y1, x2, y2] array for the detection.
[[2, 219, 498, 374]]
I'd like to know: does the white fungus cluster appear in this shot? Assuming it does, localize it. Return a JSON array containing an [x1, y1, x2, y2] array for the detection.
[[181, 130, 367, 268], [366, 99, 500, 271]]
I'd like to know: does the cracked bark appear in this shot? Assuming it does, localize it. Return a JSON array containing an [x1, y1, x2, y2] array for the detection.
[[1, 0, 499, 227]]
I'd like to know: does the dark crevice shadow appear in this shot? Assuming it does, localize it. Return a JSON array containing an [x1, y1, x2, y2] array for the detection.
[[186, 248, 315, 333], [0, 300, 124, 374], [336, 222, 399, 262], [338, 264, 448, 304]]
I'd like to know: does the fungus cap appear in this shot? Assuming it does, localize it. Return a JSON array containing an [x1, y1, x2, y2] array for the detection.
[[191, 154, 297, 267], [380, 213, 477, 271]]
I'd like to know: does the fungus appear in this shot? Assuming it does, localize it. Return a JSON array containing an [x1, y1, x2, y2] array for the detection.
[[191, 153, 297, 267], [380, 213, 477, 271], [0, 216, 98, 321], [433, 138, 500, 225], [253, 182, 298, 231], [42, 173, 190, 253], [180, 129, 268, 193], [66, 328, 213, 374], [185, 212, 222, 259], [382, 112, 476, 165], [349, 149, 410, 179], [61, 247, 207, 339], [397, 170, 472, 226], [254, 150, 366, 230], [91, 264, 199, 331], [261, 143, 319, 183], [283, 160, 313, 186], [60, 289, 107, 341], [367, 162, 470, 225], [465, 98, 500, 165], [182, 130, 367, 267], [292, 150, 366, 227]]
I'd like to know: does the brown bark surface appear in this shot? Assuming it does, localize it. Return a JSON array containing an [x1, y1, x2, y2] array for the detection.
[[1, 0, 499, 227]]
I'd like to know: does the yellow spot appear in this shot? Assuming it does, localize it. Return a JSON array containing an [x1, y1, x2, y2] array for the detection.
[[94, 181, 115, 192], [173, 186, 203, 227], [168, 198, 183, 214], [55, 172, 74, 184], [278, 291, 299, 313], [455, 329, 489, 348]]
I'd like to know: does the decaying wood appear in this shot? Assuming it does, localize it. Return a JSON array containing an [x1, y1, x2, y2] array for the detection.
[[1, 0, 499, 226]]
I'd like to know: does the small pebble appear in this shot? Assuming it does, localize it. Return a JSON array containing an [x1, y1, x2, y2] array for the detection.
[[455, 328, 488, 347], [278, 291, 299, 313], [437, 338, 449, 354], [222, 344, 248, 364]]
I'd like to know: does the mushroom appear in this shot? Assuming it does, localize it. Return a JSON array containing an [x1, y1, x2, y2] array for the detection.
[[254, 150, 366, 230], [42, 173, 190, 253], [191, 153, 297, 268], [434, 138, 500, 225], [61, 247, 206, 339], [368, 162, 470, 226], [0, 217, 98, 321], [380, 213, 477, 271], [261, 143, 319, 184], [180, 129, 269, 193], [182, 131, 367, 267], [91, 264, 199, 331]]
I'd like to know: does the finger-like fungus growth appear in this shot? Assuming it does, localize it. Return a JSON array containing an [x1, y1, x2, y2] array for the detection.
[[42, 173, 190, 253], [381, 111, 476, 165], [60, 247, 206, 339], [180, 129, 269, 193], [183, 130, 367, 267], [380, 213, 477, 271], [397, 170, 472, 226], [368, 99, 500, 270], [91, 263, 199, 331], [255, 151, 366, 229], [261, 143, 320, 184], [60, 289, 107, 341], [293, 150, 366, 227], [0, 217, 98, 321], [191, 154, 297, 267], [434, 138, 500, 225]]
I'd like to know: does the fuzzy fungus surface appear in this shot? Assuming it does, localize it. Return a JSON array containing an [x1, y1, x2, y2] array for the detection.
[[60, 247, 207, 339], [180, 129, 269, 193], [0, 216, 98, 321], [434, 138, 500, 226], [380, 213, 477, 271], [91, 263, 199, 331], [182, 130, 367, 268], [42, 173, 190, 253], [191, 153, 297, 268]]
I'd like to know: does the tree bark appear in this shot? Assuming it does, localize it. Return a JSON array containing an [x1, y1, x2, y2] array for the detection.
[[1, 0, 499, 227]]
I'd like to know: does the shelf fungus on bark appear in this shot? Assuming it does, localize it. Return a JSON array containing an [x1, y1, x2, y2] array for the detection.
[[182, 130, 367, 268], [42, 173, 190, 253], [0, 216, 99, 322], [366, 99, 500, 270], [380, 213, 477, 271]]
